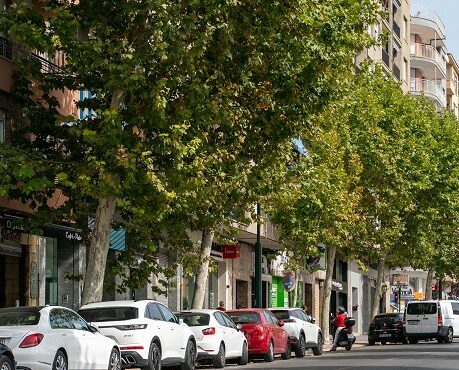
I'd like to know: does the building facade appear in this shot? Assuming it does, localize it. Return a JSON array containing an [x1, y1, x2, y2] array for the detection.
[[446, 53, 459, 120]]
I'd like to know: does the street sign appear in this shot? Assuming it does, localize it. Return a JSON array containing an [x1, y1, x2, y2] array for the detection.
[[282, 272, 296, 292], [222, 245, 240, 259], [392, 273, 409, 286]]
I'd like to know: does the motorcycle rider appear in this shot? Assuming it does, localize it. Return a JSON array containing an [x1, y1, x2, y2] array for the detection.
[[330, 306, 348, 351]]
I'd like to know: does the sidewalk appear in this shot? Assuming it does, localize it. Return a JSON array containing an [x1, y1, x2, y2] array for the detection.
[[322, 334, 368, 351]]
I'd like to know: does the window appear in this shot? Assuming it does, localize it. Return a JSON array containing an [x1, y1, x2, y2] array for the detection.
[[406, 303, 437, 315], [221, 313, 237, 329], [263, 311, 274, 324], [228, 312, 260, 324], [272, 310, 291, 321], [157, 304, 176, 323], [402, 58, 408, 82], [0, 109, 5, 143], [64, 310, 90, 331], [45, 237, 58, 306], [50, 309, 73, 329], [177, 313, 210, 327], [146, 303, 163, 320], [0, 308, 40, 326], [451, 303, 459, 316], [214, 312, 227, 326], [78, 307, 138, 322]]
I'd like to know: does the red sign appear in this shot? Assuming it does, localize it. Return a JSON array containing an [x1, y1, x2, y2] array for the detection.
[[222, 245, 240, 259]]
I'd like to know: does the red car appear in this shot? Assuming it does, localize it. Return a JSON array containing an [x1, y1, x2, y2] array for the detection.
[[226, 309, 290, 362]]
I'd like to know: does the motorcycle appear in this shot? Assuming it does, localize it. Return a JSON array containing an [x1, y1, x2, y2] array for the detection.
[[335, 317, 356, 351]]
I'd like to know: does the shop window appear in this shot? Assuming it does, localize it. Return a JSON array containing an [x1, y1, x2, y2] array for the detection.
[[45, 238, 58, 305], [340, 261, 348, 283]]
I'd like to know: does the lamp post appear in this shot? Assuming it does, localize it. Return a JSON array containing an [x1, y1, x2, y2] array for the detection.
[[254, 203, 262, 308]]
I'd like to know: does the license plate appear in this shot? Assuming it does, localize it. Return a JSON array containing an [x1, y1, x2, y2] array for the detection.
[[380, 333, 391, 338], [408, 320, 419, 325]]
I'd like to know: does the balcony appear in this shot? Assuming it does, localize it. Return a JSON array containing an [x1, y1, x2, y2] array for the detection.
[[411, 4, 446, 43], [31, 53, 64, 75], [393, 64, 401, 81], [410, 78, 447, 108], [0, 36, 13, 61], [410, 43, 447, 79], [393, 20, 401, 40]]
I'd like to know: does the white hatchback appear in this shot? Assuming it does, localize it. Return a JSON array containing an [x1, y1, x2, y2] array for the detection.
[[176, 310, 248, 368], [79, 300, 197, 370], [0, 306, 121, 370]]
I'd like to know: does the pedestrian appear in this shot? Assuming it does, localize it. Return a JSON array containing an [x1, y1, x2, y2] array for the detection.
[[330, 307, 347, 351], [216, 301, 226, 311]]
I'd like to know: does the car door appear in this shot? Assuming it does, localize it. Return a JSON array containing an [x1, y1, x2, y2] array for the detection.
[[297, 310, 316, 344], [49, 309, 79, 370], [213, 312, 231, 354], [263, 311, 282, 353], [221, 312, 242, 357], [451, 302, 459, 336], [146, 303, 165, 359], [405, 302, 423, 334], [64, 309, 108, 370], [421, 302, 438, 334], [157, 303, 185, 361]]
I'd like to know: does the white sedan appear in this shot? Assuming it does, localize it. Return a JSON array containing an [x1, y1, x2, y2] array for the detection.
[[176, 310, 248, 368], [0, 306, 121, 370]]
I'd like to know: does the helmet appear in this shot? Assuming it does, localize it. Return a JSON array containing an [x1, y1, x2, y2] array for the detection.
[[338, 306, 346, 314]]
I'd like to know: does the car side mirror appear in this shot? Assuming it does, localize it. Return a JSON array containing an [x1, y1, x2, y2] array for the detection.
[[175, 315, 183, 325], [88, 324, 99, 333], [236, 323, 243, 331], [278, 320, 284, 327], [310, 318, 316, 324]]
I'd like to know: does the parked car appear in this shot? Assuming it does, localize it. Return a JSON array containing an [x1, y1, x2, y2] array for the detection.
[[404, 300, 459, 344], [0, 343, 15, 370], [368, 313, 406, 345], [79, 300, 196, 370], [0, 306, 120, 370], [226, 309, 290, 362], [176, 310, 248, 368], [271, 308, 323, 357]]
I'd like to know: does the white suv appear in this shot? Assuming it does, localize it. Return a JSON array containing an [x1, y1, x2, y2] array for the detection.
[[79, 300, 197, 370], [271, 308, 323, 357]]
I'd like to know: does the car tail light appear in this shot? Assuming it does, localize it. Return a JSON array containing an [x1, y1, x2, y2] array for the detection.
[[202, 327, 216, 335], [438, 310, 443, 326], [395, 320, 404, 328], [115, 324, 148, 330], [19, 333, 44, 348]]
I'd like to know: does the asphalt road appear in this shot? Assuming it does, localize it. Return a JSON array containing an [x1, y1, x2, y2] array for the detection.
[[224, 340, 459, 370]]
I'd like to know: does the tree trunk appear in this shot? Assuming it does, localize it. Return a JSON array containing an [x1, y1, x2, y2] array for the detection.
[[425, 268, 434, 300], [370, 258, 385, 320], [192, 228, 215, 309], [320, 245, 337, 344], [82, 198, 117, 305], [292, 272, 299, 307]]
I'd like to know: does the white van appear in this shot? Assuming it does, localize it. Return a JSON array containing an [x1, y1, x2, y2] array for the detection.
[[404, 300, 459, 344]]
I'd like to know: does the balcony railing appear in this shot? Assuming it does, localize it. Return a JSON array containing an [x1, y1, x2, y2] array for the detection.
[[382, 49, 390, 68], [410, 78, 446, 107], [393, 20, 401, 39], [393, 64, 401, 81], [0, 36, 13, 60], [410, 43, 446, 75], [31, 53, 64, 74], [411, 4, 446, 38]]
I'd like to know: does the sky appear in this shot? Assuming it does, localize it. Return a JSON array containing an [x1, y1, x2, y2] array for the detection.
[[413, 0, 459, 58]]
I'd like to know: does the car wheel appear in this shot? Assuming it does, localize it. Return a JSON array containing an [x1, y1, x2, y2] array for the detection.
[[53, 350, 68, 370], [281, 339, 291, 360], [108, 348, 121, 370], [237, 342, 249, 365], [368, 339, 376, 346], [345, 344, 352, 351], [180, 340, 196, 370], [402, 337, 408, 345], [445, 328, 454, 344], [263, 341, 274, 362], [212, 343, 225, 368], [0, 355, 13, 370], [381, 341, 387, 345], [312, 333, 323, 356], [294, 335, 306, 358], [408, 337, 418, 344], [141, 342, 161, 370]]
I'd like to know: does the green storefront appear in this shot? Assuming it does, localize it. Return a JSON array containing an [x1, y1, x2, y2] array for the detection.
[[271, 276, 304, 308]]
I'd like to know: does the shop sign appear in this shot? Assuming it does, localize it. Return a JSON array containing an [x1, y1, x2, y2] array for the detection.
[[0, 227, 22, 243], [222, 245, 240, 259], [392, 273, 409, 286], [282, 272, 296, 292], [65, 231, 82, 241]]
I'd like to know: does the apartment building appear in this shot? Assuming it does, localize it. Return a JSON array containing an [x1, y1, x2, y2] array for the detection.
[[446, 53, 459, 120], [410, 4, 448, 110], [357, 0, 411, 92]]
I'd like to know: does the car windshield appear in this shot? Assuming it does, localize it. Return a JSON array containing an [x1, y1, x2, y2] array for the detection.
[[78, 307, 138, 322], [0, 308, 41, 326], [272, 310, 290, 320], [176, 313, 210, 327], [374, 315, 401, 324], [227, 312, 260, 324], [407, 303, 437, 315]]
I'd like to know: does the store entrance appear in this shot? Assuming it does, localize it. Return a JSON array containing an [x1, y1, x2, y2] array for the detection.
[[0, 252, 23, 308]]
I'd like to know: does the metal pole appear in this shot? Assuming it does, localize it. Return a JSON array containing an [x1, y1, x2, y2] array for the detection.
[[439, 279, 443, 300], [254, 203, 263, 308], [398, 286, 401, 313]]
